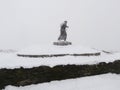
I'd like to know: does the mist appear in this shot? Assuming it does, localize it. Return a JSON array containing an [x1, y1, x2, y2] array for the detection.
[[0, 0, 120, 51]]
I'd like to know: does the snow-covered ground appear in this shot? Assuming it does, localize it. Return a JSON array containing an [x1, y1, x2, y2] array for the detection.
[[4, 73, 120, 90], [0, 45, 119, 69], [0, 50, 120, 69]]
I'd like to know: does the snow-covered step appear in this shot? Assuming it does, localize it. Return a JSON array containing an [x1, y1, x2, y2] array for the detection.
[[17, 45, 101, 58]]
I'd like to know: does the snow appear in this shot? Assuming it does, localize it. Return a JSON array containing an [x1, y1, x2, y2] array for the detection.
[[4, 73, 120, 90], [0, 44, 119, 69], [18, 45, 100, 55], [0, 50, 120, 69]]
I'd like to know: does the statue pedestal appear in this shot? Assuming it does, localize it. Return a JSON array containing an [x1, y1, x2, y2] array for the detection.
[[53, 41, 72, 46]]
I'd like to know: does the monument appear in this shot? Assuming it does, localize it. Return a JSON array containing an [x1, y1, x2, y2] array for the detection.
[[17, 21, 101, 58], [53, 21, 72, 46]]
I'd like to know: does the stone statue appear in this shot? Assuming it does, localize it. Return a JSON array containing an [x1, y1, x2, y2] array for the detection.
[[53, 21, 71, 46], [58, 21, 69, 41]]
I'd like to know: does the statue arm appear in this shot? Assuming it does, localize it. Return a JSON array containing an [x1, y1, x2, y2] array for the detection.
[[66, 25, 69, 28]]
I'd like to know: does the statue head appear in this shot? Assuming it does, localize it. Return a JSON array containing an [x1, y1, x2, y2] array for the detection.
[[64, 21, 67, 24]]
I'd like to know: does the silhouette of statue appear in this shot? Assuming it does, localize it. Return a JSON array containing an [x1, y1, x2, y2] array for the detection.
[[58, 21, 69, 41], [53, 21, 71, 46]]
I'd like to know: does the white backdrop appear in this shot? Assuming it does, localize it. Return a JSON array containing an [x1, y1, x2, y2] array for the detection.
[[0, 0, 120, 51]]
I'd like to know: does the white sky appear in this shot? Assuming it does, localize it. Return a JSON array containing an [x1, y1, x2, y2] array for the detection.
[[0, 0, 120, 51]]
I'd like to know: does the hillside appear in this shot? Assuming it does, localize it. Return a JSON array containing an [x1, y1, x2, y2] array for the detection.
[[0, 46, 120, 89]]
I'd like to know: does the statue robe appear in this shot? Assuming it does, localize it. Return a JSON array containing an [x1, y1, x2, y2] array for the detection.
[[58, 23, 68, 41]]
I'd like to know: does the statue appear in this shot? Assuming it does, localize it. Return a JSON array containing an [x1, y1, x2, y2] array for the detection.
[[58, 21, 69, 41], [53, 21, 72, 46]]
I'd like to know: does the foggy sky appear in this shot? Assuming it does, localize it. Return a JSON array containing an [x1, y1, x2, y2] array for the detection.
[[0, 0, 120, 51]]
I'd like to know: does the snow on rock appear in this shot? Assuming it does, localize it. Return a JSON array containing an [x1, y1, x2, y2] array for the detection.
[[17, 45, 100, 55], [4, 73, 120, 90]]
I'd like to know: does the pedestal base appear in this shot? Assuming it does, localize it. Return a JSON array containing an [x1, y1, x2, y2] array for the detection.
[[53, 41, 72, 46], [17, 44, 101, 58]]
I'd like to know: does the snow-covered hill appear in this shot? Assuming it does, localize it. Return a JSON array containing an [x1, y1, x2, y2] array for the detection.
[[1, 46, 120, 90]]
